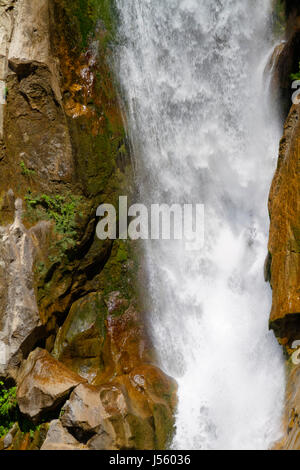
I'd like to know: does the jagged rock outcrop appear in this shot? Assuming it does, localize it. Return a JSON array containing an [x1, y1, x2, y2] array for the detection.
[[0, 0, 177, 450], [0, 198, 42, 379], [17, 348, 85, 422]]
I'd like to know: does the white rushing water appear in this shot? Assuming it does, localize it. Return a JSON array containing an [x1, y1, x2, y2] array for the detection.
[[114, 0, 286, 450]]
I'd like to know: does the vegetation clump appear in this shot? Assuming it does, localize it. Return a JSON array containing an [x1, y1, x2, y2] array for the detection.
[[290, 62, 300, 81], [20, 161, 36, 178], [272, 0, 286, 37], [0, 382, 17, 438], [60, 0, 118, 49], [25, 192, 82, 240]]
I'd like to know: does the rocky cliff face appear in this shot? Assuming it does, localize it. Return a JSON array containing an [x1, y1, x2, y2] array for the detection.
[[0, 0, 176, 450], [269, 0, 300, 450]]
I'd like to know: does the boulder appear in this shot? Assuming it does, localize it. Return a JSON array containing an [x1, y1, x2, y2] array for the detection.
[[59, 365, 177, 450], [41, 420, 88, 451], [60, 383, 104, 434], [53, 293, 153, 385], [17, 348, 85, 422], [52, 293, 107, 382], [60, 381, 156, 450]]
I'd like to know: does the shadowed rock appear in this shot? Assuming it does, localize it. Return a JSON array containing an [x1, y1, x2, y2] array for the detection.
[[41, 420, 88, 450]]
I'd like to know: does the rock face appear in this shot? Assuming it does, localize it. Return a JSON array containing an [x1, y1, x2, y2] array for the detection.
[[0, 198, 42, 379], [269, 1, 300, 451], [0, 0, 177, 450], [17, 348, 84, 422], [268, 104, 300, 335], [8, 0, 51, 68]]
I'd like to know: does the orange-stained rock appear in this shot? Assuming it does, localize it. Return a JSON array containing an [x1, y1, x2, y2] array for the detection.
[[268, 104, 300, 340], [115, 365, 178, 450], [102, 305, 154, 380], [273, 364, 300, 450], [53, 292, 155, 385], [59, 365, 177, 450], [17, 348, 85, 422]]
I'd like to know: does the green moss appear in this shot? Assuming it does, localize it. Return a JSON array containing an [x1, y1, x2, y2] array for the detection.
[[0, 382, 17, 438], [99, 239, 139, 313], [70, 115, 127, 199], [116, 243, 128, 263], [60, 0, 118, 49], [51, 292, 108, 380], [290, 62, 300, 81], [152, 403, 175, 450], [272, 0, 286, 37]]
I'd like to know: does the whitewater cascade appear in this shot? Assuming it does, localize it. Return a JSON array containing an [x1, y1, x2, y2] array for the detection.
[[115, 0, 286, 450]]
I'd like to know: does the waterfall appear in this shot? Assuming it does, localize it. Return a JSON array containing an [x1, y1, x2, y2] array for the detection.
[[114, 0, 286, 450]]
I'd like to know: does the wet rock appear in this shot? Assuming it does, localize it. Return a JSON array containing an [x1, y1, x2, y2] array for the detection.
[[60, 366, 177, 450], [115, 365, 177, 450], [41, 420, 88, 451], [105, 291, 129, 315], [102, 306, 154, 381], [52, 293, 107, 383], [17, 348, 85, 422], [53, 294, 153, 384]]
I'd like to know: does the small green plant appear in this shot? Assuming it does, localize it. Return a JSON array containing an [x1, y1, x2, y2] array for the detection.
[[20, 161, 36, 178], [0, 382, 18, 438], [290, 62, 300, 81], [25, 192, 84, 267], [25, 192, 81, 238]]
